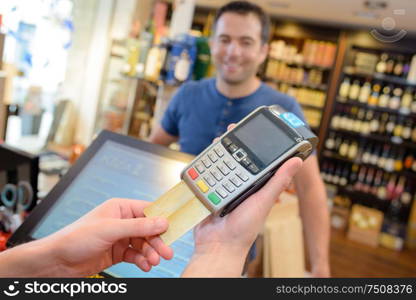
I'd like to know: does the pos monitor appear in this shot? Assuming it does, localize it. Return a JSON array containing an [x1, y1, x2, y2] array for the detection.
[[7, 130, 195, 277]]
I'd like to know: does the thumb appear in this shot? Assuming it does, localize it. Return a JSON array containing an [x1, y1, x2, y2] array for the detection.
[[98, 217, 169, 242], [248, 157, 303, 213]]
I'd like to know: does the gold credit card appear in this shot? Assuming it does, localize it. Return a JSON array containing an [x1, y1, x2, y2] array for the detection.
[[144, 181, 211, 245]]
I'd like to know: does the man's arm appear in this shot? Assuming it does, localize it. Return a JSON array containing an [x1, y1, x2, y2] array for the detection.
[[148, 124, 178, 146], [294, 155, 330, 277]]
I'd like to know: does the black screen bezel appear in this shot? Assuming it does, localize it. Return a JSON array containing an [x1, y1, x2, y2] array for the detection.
[[222, 108, 302, 170]]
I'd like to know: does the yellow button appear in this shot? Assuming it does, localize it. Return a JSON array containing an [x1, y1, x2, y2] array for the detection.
[[196, 180, 209, 193]]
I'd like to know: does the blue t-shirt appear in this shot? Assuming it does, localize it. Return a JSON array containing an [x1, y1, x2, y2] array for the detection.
[[161, 78, 306, 155]]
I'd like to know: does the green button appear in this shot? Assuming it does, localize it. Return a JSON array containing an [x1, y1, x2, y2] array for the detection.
[[208, 192, 221, 205]]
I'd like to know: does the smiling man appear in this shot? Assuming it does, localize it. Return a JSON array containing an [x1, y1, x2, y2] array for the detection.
[[149, 1, 330, 277]]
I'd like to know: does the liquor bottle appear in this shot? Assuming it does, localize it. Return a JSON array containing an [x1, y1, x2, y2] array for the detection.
[[370, 112, 380, 133], [339, 107, 350, 130], [348, 141, 359, 160], [339, 165, 350, 186], [378, 113, 389, 135], [339, 77, 350, 100], [412, 125, 416, 143], [363, 167, 375, 193], [325, 132, 336, 150], [377, 173, 389, 200], [345, 107, 355, 131], [386, 174, 397, 200], [349, 80, 361, 100], [354, 166, 367, 192], [334, 136, 343, 151], [384, 148, 396, 172], [370, 144, 381, 165], [393, 55, 404, 76], [339, 138, 350, 157], [330, 108, 341, 129], [376, 53, 388, 73], [368, 83, 381, 106], [349, 163, 359, 183], [385, 115, 397, 136], [361, 143, 372, 164], [400, 180, 413, 206], [333, 163, 342, 185], [411, 92, 416, 114], [358, 81, 372, 103], [378, 144, 390, 169], [394, 176, 406, 200], [407, 54, 416, 82], [354, 108, 366, 132], [393, 117, 404, 138], [371, 169, 383, 195], [401, 87, 413, 111], [386, 55, 395, 74], [404, 152, 414, 170], [378, 85, 391, 108], [389, 87, 403, 110], [326, 162, 335, 183], [362, 110, 373, 134], [394, 149, 405, 172]]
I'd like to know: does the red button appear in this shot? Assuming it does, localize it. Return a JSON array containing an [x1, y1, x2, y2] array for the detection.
[[188, 168, 199, 180]]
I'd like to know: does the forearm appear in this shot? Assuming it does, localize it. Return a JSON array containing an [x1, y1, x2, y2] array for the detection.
[[298, 182, 330, 273], [182, 246, 247, 277], [0, 238, 64, 277]]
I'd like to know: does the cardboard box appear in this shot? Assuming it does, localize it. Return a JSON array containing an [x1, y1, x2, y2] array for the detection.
[[347, 204, 384, 247]]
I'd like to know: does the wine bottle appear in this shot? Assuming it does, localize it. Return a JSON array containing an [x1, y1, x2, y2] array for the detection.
[[370, 144, 381, 165], [378, 144, 390, 169], [370, 112, 380, 133], [363, 167, 375, 193], [358, 81, 372, 103], [348, 141, 359, 160], [411, 92, 416, 114], [389, 87, 403, 110], [377, 173, 389, 200], [400, 180, 413, 206], [393, 55, 404, 76], [333, 163, 342, 185], [394, 149, 405, 172], [385, 115, 397, 136], [355, 108, 366, 132], [376, 53, 388, 73], [349, 80, 361, 100], [378, 113, 389, 135], [372, 169, 383, 195], [354, 166, 367, 192], [325, 132, 336, 150], [362, 110, 373, 135], [393, 117, 404, 138], [378, 85, 391, 108], [339, 77, 350, 100], [330, 107, 341, 129], [404, 152, 414, 170], [361, 143, 372, 164], [368, 83, 381, 106], [402, 119, 413, 140], [386, 55, 395, 74], [339, 165, 349, 186], [401, 87, 413, 112], [386, 174, 397, 200], [384, 148, 396, 172], [339, 138, 350, 157], [411, 125, 416, 143], [350, 163, 359, 183]]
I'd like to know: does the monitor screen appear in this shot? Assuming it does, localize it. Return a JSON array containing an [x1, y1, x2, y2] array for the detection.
[[30, 140, 194, 278], [233, 114, 296, 165]]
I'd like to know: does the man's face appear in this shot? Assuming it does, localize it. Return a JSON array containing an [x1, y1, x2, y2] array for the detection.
[[210, 12, 268, 85]]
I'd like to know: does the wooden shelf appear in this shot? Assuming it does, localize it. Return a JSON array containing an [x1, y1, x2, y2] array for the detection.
[[328, 128, 416, 151], [335, 98, 416, 119], [344, 67, 416, 88], [263, 76, 328, 91], [268, 57, 332, 71]]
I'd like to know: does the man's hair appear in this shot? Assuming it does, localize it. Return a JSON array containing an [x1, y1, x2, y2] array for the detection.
[[214, 1, 271, 44]]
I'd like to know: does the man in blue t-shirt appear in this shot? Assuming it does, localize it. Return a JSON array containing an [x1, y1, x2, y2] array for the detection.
[[150, 1, 330, 277]]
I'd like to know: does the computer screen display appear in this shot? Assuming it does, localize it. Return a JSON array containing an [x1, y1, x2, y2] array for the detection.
[[30, 140, 194, 277]]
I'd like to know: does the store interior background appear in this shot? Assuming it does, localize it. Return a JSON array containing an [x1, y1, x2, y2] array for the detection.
[[1, 0, 416, 277]]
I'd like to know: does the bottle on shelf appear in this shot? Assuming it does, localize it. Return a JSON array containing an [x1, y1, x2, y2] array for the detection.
[[411, 92, 416, 114], [368, 83, 381, 106], [385, 115, 397, 136], [376, 53, 388, 74], [358, 80, 372, 103], [389, 87, 403, 110], [339, 77, 351, 100], [401, 87, 413, 112], [378, 85, 391, 108], [393, 55, 404, 77], [385, 55, 395, 75], [349, 79, 361, 100]]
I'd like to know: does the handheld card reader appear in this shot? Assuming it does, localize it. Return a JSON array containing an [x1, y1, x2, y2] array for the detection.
[[181, 105, 318, 217]]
